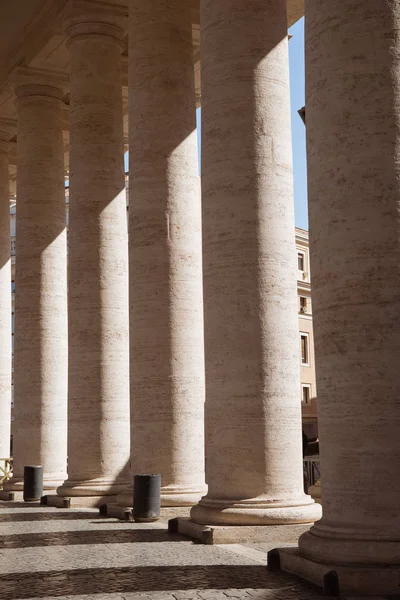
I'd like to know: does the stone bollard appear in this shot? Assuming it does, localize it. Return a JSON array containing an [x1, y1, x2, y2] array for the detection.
[[23, 465, 43, 502], [133, 474, 161, 522]]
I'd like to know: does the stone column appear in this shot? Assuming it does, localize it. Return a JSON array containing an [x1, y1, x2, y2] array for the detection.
[[190, 0, 320, 526], [57, 17, 130, 502], [293, 0, 400, 579], [127, 0, 206, 506], [0, 120, 14, 465], [4, 71, 68, 492]]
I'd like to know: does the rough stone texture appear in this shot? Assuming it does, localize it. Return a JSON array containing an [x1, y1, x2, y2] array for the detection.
[[0, 122, 13, 463], [5, 74, 68, 491], [127, 0, 206, 507], [46, 494, 118, 509], [0, 502, 338, 600], [293, 0, 400, 573], [175, 517, 311, 545], [58, 19, 130, 498], [278, 547, 400, 596], [190, 0, 320, 526]]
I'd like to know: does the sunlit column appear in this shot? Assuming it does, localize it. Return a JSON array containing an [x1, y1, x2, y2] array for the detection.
[[57, 16, 130, 502], [292, 1, 400, 589], [190, 0, 320, 525], [125, 0, 206, 507], [5, 70, 68, 492]]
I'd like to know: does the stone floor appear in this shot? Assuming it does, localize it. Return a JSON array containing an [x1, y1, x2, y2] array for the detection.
[[0, 502, 391, 600]]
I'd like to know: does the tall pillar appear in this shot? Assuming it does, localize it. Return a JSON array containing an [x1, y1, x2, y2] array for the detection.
[[5, 70, 68, 492], [57, 16, 130, 501], [278, 1, 400, 594], [0, 120, 14, 464], [190, 0, 320, 526], [127, 0, 206, 506]]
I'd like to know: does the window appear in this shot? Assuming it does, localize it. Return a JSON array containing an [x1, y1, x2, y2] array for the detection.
[[302, 384, 311, 405], [298, 252, 305, 272], [300, 333, 309, 365], [11, 281, 15, 294], [299, 296, 307, 312]]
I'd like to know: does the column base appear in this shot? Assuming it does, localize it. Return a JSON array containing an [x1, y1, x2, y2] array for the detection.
[[116, 488, 133, 508], [0, 490, 57, 502], [57, 478, 128, 498], [43, 494, 117, 509], [308, 479, 321, 504], [169, 516, 312, 545], [3, 476, 64, 492], [0, 490, 23, 501], [273, 546, 400, 596], [105, 502, 134, 520], [104, 503, 192, 521], [190, 495, 321, 526], [299, 524, 400, 565], [117, 484, 206, 508]]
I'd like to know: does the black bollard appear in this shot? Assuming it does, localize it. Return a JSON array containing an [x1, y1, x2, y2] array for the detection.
[[23, 465, 43, 502], [133, 474, 161, 522]]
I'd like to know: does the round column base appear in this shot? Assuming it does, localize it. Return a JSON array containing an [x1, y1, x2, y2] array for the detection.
[[299, 520, 400, 565], [117, 488, 133, 508], [308, 479, 321, 503], [160, 484, 207, 507], [4, 475, 65, 492], [57, 478, 128, 497], [190, 495, 322, 526], [117, 484, 207, 508]]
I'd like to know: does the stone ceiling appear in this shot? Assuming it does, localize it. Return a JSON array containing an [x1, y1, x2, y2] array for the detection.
[[0, 0, 304, 200]]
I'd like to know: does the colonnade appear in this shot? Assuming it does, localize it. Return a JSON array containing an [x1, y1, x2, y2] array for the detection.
[[1, 0, 399, 589], [1, 0, 317, 522]]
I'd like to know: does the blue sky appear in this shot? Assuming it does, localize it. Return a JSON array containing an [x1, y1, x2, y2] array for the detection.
[[288, 18, 307, 229], [126, 18, 308, 229]]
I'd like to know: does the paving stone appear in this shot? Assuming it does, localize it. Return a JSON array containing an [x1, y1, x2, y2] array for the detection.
[[0, 501, 334, 600], [146, 594, 179, 600], [198, 592, 231, 600], [171, 592, 201, 599], [122, 595, 152, 600]]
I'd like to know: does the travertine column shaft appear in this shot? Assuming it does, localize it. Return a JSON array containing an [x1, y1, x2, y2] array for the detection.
[[190, 0, 320, 525], [0, 124, 13, 462], [5, 78, 67, 490], [127, 0, 206, 506], [57, 20, 130, 498], [299, 0, 400, 565]]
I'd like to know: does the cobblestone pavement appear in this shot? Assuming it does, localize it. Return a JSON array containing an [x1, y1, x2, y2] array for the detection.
[[0, 502, 387, 600]]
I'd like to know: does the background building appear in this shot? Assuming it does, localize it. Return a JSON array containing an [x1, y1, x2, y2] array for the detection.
[[296, 227, 318, 439]]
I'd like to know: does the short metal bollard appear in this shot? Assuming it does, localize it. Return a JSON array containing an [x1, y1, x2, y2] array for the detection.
[[23, 465, 43, 502], [133, 474, 161, 522]]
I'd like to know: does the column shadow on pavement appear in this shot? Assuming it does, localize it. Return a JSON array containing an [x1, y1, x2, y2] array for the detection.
[[0, 529, 185, 547], [0, 565, 323, 600], [0, 511, 99, 522]]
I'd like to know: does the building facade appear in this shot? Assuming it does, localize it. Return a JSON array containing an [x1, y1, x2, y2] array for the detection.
[[296, 228, 318, 439]]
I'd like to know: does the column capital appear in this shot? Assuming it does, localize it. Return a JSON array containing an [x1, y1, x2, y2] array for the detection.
[[13, 67, 69, 102], [63, 0, 127, 46], [65, 20, 124, 48]]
